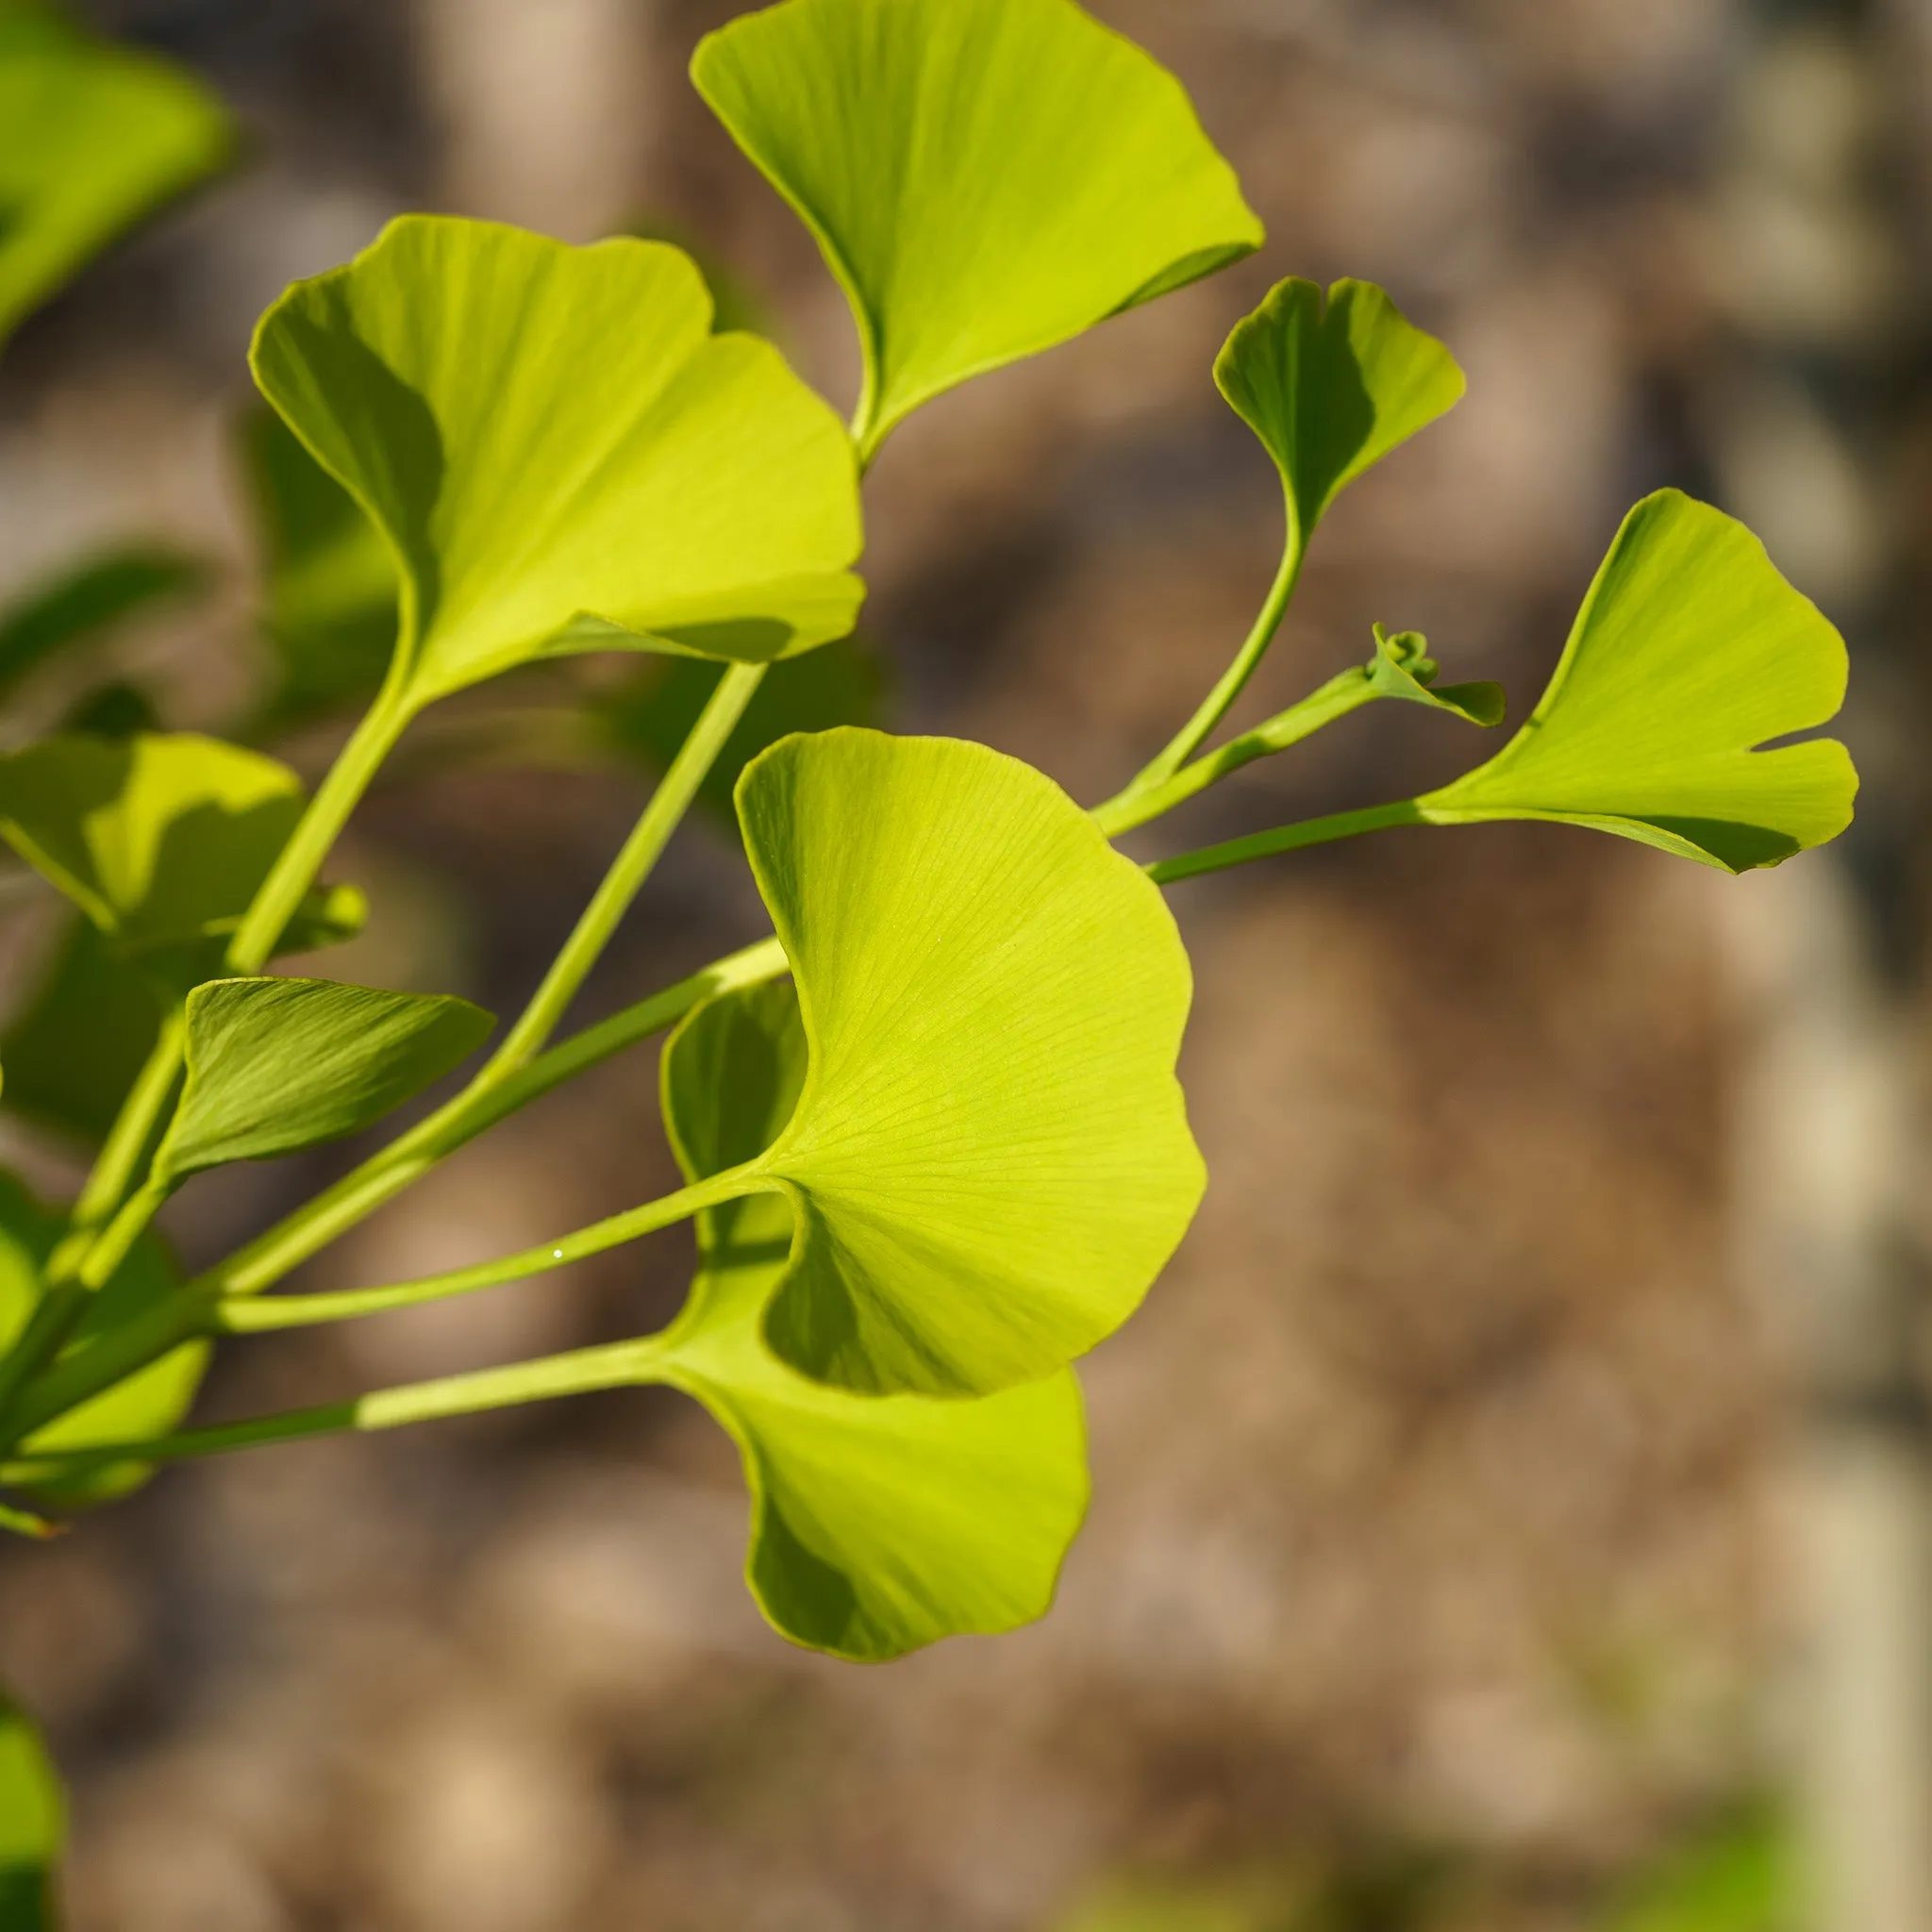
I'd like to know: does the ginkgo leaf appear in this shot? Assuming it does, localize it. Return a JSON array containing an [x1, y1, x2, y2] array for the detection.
[[693, 0, 1263, 458], [153, 977, 494, 1184], [1217, 277, 1464, 554], [0, 1687, 61, 1928], [0, 0, 231, 348], [0, 1167, 204, 1507], [730, 728, 1204, 1398], [0, 733, 365, 969], [251, 215, 865, 707], [1417, 491, 1857, 871], [655, 977, 1088, 1660]]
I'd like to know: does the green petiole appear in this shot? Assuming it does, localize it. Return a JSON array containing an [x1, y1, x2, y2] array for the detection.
[[3, 1334, 674, 1483]]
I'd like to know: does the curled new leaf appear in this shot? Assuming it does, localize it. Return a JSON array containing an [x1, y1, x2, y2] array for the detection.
[[0, 733, 365, 973], [0, 2, 231, 348], [693, 0, 1263, 457], [1418, 490, 1857, 871], [0, 1687, 61, 1927], [1217, 277, 1465, 553], [1363, 624, 1503, 727], [0, 1169, 204, 1506], [251, 216, 865, 706], [153, 977, 495, 1184], [657, 978, 1088, 1660], [733, 728, 1204, 1397]]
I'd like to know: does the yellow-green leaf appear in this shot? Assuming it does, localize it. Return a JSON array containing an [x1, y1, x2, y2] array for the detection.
[[1419, 491, 1857, 871], [0, 733, 365, 970], [153, 977, 494, 1184], [734, 728, 1204, 1397], [0, 1688, 61, 1929], [1217, 277, 1464, 553], [251, 215, 865, 707], [656, 977, 1088, 1659], [693, 0, 1262, 458]]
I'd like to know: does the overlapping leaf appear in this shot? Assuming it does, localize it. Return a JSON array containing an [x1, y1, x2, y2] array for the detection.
[[1418, 491, 1857, 871], [153, 977, 494, 1184], [0, 733, 365, 973], [725, 728, 1204, 1397], [0, 1688, 61, 1929], [0, 1168, 203, 1507], [655, 978, 1087, 1659], [693, 0, 1263, 457], [0, 0, 231, 348], [1217, 277, 1465, 553], [251, 216, 865, 707]]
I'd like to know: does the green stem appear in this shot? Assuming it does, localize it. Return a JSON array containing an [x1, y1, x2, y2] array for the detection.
[[478, 660, 767, 1080], [59, 1003, 186, 1252], [3, 1335, 670, 1478], [1147, 798, 1425, 886], [213, 1167, 757, 1335], [1091, 664, 1379, 838], [0, 938, 788, 1453], [0, 1012, 185, 1424], [225, 681, 415, 977], [1105, 529, 1304, 811]]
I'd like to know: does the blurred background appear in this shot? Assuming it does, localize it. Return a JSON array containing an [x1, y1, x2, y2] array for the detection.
[[1, 0, 1927, 1926]]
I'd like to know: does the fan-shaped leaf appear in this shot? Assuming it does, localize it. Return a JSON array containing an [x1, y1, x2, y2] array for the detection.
[[0, 1168, 204, 1507], [0, 733, 365, 971], [731, 728, 1203, 1397], [251, 216, 865, 707], [0, 0, 231, 348], [656, 977, 1088, 1660], [0, 1688, 61, 1929], [1362, 623, 1502, 727], [1418, 491, 1857, 871], [1217, 277, 1464, 553], [153, 977, 494, 1184], [693, 0, 1263, 458]]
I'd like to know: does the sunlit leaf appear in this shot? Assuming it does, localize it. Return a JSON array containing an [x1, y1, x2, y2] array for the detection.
[[1419, 491, 1857, 871], [251, 215, 865, 708], [1, 915, 163, 1147], [600, 635, 885, 835], [0, 0, 231, 348], [1217, 276, 1464, 552], [153, 976, 494, 1183], [0, 543, 204, 704], [655, 977, 1088, 1660], [240, 404, 395, 736], [693, 0, 1263, 458], [731, 728, 1203, 1397], [0, 1687, 62, 1929], [0, 1167, 204, 1507], [0, 733, 366, 971]]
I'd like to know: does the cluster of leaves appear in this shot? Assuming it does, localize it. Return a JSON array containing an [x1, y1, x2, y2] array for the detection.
[[0, 0, 1857, 1917]]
